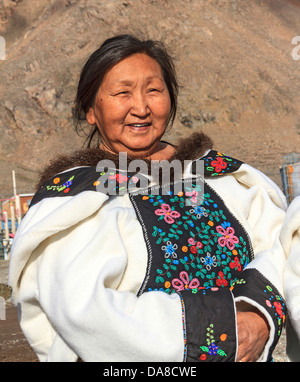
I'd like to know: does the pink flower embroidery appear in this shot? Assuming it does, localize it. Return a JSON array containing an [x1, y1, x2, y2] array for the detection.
[[211, 157, 227, 173], [216, 225, 239, 250], [185, 190, 199, 204], [155, 203, 181, 224], [172, 271, 200, 292]]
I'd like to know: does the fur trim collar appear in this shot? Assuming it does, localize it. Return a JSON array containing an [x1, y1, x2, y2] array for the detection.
[[36, 132, 213, 190]]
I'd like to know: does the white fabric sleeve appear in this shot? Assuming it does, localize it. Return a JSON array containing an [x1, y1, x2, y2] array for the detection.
[[206, 164, 287, 361], [10, 192, 186, 362], [206, 164, 287, 291]]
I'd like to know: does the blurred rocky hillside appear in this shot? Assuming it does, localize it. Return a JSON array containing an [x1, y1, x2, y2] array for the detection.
[[0, 0, 299, 198]]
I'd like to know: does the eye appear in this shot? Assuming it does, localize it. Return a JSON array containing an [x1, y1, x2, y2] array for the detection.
[[148, 88, 161, 93], [116, 91, 130, 96]]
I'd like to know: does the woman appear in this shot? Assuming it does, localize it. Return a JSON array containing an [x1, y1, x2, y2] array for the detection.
[[9, 34, 287, 362], [281, 196, 300, 361]]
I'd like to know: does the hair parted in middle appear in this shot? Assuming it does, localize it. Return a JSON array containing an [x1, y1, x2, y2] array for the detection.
[[73, 34, 179, 148]]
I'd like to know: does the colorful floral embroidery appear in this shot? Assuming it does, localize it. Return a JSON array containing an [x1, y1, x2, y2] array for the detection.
[[199, 324, 228, 360], [216, 224, 239, 250], [109, 173, 129, 183], [264, 285, 286, 336], [31, 166, 150, 207], [185, 190, 199, 204], [94, 169, 149, 195], [200, 252, 217, 270], [216, 271, 228, 287], [189, 205, 208, 219], [211, 157, 227, 173], [132, 178, 253, 296], [229, 278, 246, 290], [46, 175, 75, 193], [103, 170, 139, 193], [172, 271, 200, 292], [200, 150, 244, 177], [161, 241, 178, 258], [154, 203, 181, 224], [230, 272, 286, 341], [229, 256, 242, 271]]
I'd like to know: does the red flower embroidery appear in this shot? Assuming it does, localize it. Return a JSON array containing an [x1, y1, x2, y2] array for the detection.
[[190, 245, 198, 254], [216, 271, 228, 287], [211, 157, 227, 173], [155, 203, 181, 224], [274, 301, 284, 319], [229, 256, 242, 271], [109, 173, 128, 183]]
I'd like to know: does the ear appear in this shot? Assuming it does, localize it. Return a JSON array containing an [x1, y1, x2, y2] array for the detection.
[[86, 108, 96, 125]]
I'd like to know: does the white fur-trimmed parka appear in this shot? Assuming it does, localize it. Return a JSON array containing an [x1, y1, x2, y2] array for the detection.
[[8, 133, 287, 362]]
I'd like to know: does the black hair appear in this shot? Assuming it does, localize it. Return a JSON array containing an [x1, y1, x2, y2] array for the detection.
[[73, 34, 179, 148]]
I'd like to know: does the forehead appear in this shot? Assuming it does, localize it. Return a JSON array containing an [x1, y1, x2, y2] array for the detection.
[[102, 53, 164, 85]]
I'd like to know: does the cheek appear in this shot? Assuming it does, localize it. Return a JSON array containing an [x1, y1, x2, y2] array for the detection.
[[151, 94, 171, 118], [96, 101, 127, 128], [154, 98, 171, 121]]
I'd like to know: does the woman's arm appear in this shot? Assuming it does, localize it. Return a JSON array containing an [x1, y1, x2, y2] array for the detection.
[[207, 164, 287, 361]]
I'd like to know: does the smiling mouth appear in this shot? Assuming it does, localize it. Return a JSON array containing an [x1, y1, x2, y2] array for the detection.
[[127, 123, 152, 128]]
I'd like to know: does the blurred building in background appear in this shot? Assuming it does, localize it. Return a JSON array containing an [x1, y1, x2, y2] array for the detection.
[[280, 153, 300, 205]]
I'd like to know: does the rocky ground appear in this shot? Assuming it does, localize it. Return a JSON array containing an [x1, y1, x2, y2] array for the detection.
[[0, 260, 38, 362], [0, 259, 288, 362]]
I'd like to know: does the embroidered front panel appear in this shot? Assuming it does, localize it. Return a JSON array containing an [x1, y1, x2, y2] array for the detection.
[[130, 177, 253, 296], [31, 151, 242, 207], [30, 167, 149, 207], [191, 150, 244, 177], [180, 288, 237, 362], [230, 268, 286, 360]]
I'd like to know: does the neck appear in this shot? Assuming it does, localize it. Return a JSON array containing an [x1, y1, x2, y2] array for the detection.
[[99, 141, 176, 161], [148, 142, 176, 160], [36, 132, 214, 191]]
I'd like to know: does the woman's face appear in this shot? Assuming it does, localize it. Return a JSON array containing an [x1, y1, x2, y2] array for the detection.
[[86, 53, 171, 157]]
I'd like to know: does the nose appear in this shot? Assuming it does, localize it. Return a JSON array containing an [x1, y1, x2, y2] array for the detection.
[[130, 91, 150, 118]]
